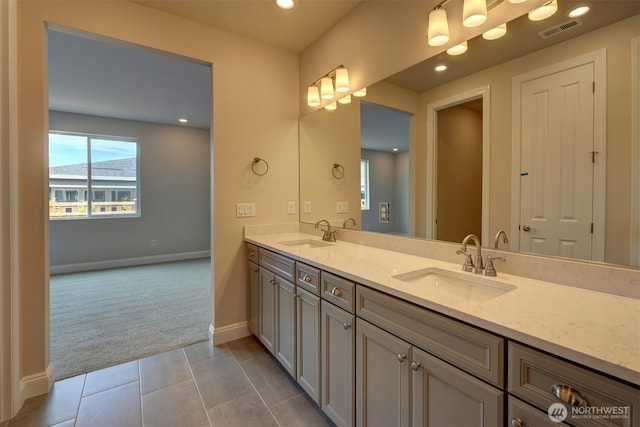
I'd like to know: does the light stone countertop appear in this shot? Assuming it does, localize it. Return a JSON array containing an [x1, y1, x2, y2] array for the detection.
[[245, 231, 640, 386]]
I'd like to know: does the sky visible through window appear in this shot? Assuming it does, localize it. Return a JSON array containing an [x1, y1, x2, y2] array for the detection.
[[49, 133, 136, 166]]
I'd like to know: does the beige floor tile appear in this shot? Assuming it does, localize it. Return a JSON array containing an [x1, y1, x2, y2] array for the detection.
[[83, 360, 139, 396], [29, 374, 85, 427], [141, 380, 209, 427], [139, 348, 190, 394], [226, 335, 268, 363], [242, 354, 303, 408], [50, 420, 75, 427], [75, 382, 141, 427], [207, 390, 278, 427], [183, 340, 228, 365], [271, 393, 335, 427], [190, 353, 254, 409]]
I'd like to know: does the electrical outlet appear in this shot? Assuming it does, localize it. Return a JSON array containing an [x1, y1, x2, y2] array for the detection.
[[287, 201, 295, 214], [337, 201, 349, 213], [151, 239, 157, 247]]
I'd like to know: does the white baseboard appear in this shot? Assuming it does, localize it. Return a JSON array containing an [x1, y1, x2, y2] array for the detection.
[[211, 321, 251, 345], [19, 363, 53, 402], [50, 250, 210, 275]]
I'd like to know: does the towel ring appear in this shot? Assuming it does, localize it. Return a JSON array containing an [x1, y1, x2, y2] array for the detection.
[[251, 157, 269, 176], [332, 163, 344, 179]]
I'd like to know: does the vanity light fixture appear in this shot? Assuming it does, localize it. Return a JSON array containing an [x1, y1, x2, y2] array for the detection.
[[428, 7, 450, 46], [447, 41, 468, 55], [306, 65, 352, 107], [434, 64, 448, 72], [463, 0, 487, 28], [482, 23, 507, 40], [568, 4, 591, 18], [528, 0, 558, 21], [338, 94, 351, 104], [353, 87, 367, 97], [307, 86, 320, 107], [335, 67, 350, 92], [320, 77, 334, 100], [276, 0, 294, 9]]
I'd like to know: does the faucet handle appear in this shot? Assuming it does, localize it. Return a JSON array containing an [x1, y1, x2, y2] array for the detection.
[[456, 249, 474, 272], [482, 256, 505, 276]]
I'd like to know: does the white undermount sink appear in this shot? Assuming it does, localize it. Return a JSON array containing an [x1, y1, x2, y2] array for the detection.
[[279, 239, 333, 248], [391, 267, 516, 303]]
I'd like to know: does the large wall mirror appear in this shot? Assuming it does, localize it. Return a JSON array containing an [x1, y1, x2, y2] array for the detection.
[[299, 1, 640, 268]]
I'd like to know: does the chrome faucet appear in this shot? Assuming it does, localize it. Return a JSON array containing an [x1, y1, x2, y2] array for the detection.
[[343, 217, 357, 229], [459, 234, 483, 274], [315, 219, 336, 242], [494, 230, 509, 249]]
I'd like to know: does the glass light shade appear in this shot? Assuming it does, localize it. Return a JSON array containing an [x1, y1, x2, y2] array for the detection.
[[507, 0, 527, 3], [353, 87, 367, 97], [307, 85, 320, 107], [482, 23, 507, 40], [427, 8, 449, 47], [276, 0, 294, 9], [463, 0, 487, 27], [338, 95, 351, 104], [320, 77, 334, 100], [335, 68, 350, 92], [447, 41, 468, 56], [528, 0, 558, 21], [324, 102, 337, 111], [568, 5, 590, 18]]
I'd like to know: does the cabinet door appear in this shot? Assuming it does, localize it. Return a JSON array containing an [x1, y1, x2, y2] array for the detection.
[[275, 276, 296, 377], [321, 301, 355, 427], [247, 260, 259, 335], [356, 318, 411, 427], [411, 346, 503, 426], [296, 287, 321, 404], [258, 266, 276, 355]]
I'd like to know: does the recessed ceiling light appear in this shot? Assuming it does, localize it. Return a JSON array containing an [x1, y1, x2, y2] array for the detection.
[[178, 118, 188, 123], [568, 4, 591, 18], [434, 64, 448, 72], [392, 148, 399, 152], [276, 0, 294, 9]]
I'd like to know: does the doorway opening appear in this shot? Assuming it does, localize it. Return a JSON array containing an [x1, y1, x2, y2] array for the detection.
[[47, 27, 213, 380], [426, 86, 491, 245]]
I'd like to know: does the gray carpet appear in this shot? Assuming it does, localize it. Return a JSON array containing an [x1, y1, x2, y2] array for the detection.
[[50, 258, 212, 380]]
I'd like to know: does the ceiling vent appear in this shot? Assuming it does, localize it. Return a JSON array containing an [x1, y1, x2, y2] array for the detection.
[[538, 18, 583, 39]]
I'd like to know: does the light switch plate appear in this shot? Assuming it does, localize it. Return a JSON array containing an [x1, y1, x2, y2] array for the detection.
[[236, 203, 255, 217], [287, 201, 295, 214], [303, 201, 312, 214], [337, 201, 349, 213]]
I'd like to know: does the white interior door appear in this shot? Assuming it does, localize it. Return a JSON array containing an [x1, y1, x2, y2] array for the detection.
[[519, 62, 595, 260]]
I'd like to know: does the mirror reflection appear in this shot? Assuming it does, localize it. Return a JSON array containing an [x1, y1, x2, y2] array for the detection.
[[299, 1, 640, 268]]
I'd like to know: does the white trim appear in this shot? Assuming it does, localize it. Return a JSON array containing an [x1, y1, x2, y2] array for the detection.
[[510, 49, 607, 261], [211, 321, 251, 345], [631, 37, 640, 268], [19, 363, 54, 401], [425, 85, 491, 246], [49, 250, 211, 275]]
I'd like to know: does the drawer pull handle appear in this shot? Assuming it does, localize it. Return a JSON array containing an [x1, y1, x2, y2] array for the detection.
[[303, 274, 313, 282], [249, 252, 256, 258], [552, 384, 590, 407], [410, 361, 421, 371], [331, 287, 343, 297], [511, 419, 523, 427], [397, 353, 406, 362], [343, 323, 351, 329]]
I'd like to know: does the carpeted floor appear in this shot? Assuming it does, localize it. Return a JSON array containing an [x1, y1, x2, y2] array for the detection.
[[50, 258, 212, 380]]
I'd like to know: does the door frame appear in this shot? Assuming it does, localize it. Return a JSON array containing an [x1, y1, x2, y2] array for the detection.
[[510, 49, 607, 262], [426, 86, 491, 246], [631, 37, 640, 267]]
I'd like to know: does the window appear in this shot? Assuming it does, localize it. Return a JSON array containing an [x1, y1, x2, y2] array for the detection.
[[49, 131, 140, 219], [360, 159, 370, 210]]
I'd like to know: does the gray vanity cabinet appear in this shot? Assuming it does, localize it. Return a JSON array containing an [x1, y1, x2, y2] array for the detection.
[[258, 266, 276, 354], [356, 317, 412, 427], [275, 277, 297, 377], [321, 300, 355, 427], [296, 286, 321, 404], [247, 244, 259, 335]]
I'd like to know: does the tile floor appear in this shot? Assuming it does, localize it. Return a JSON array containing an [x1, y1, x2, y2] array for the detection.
[[1, 336, 335, 427]]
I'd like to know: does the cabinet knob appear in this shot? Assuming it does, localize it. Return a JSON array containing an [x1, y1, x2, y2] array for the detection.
[[397, 353, 406, 362], [410, 361, 421, 371], [249, 252, 256, 258], [511, 419, 523, 427], [331, 287, 343, 297], [552, 384, 590, 407], [303, 274, 313, 282], [269, 278, 275, 284], [343, 322, 351, 330]]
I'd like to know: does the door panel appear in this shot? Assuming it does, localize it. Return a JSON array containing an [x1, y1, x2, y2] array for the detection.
[[520, 62, 594, 259]]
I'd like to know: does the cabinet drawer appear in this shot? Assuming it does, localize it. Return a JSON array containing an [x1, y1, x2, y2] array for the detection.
[[508, 342, 639, 427], [247, 243, 259, 263], [259, 248, 295, 282], [297, 262, 321, 296], [508, 395, 565, 426], [356, 285, 504, 387], [321, 271, 355, 313]]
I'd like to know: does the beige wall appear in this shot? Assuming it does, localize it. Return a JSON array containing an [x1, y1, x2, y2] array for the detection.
[[17, 0, 299, 383]]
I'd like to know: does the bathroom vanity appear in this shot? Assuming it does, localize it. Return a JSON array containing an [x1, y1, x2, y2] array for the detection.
[[245, 230, 639, 427]]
